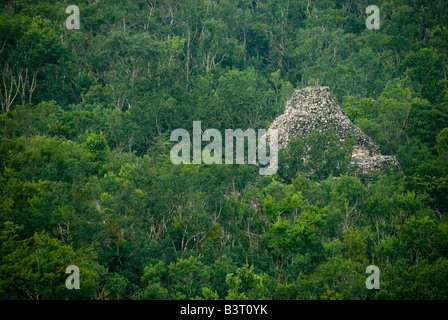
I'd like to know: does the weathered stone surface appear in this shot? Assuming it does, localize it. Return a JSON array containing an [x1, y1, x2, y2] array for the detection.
[[265, 86, 400, 174]]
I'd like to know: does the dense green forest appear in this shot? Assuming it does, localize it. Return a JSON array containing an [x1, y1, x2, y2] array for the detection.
[[1, 0, 448, 300]]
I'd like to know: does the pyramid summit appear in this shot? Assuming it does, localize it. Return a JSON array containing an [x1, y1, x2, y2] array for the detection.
[[265, 86, 400, 174]]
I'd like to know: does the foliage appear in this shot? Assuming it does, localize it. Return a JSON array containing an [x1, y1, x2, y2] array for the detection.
[[0, 0, 447, 300]]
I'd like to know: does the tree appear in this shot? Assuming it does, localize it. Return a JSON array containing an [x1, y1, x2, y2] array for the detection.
[[0, 225, 106, 300], [225, 265, 267, 300]]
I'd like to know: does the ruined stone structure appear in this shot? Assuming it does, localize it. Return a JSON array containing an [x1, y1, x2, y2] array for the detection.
[[265, 86, 400, 174]]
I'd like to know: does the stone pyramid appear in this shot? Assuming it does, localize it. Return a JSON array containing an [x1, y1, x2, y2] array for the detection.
[[265, 86, 399, 174]]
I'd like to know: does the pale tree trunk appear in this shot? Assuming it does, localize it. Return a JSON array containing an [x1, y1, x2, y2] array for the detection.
[[1, 63, 39, 113], [18, 68, 38, 105], [0, 64, 21, 113]]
